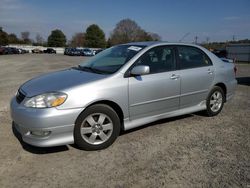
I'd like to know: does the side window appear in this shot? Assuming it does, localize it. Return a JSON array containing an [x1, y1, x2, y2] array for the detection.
[[134, 46, 175, 74], [177, 46, 212, 69]]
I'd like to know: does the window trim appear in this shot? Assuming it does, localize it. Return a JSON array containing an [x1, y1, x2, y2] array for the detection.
[[175, 45, 213, 70], [124, 45, 177, 77]]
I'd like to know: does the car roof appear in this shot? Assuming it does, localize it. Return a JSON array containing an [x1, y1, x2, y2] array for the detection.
[[122, 41, 203, 48], [124, 41, 160, 46]]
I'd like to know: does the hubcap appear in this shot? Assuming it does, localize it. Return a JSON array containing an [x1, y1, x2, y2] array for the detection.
[[80, 113, 113, 145], [210, 91, 223, 112]]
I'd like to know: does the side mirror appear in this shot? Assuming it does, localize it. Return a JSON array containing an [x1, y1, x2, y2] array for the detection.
[[130, 65, 150, 76]]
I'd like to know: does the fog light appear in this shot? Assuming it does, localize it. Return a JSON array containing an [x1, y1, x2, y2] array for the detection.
[[31, 130, 51, 137]]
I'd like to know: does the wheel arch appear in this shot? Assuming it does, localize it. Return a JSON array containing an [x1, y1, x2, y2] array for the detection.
[[214, 82, 227, 101], [76, 100, 125, 131]]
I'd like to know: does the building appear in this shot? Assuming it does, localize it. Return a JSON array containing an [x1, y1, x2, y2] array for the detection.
[[226, 44, 250, 63]]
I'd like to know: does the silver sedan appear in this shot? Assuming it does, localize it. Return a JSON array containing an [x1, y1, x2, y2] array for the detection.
[[10, 42, 237, 150]]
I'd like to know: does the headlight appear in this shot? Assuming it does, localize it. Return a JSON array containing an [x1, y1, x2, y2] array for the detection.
[[24, 92, 67, 108]]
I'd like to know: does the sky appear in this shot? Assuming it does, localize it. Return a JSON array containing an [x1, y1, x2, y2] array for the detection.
[[0, 0, 250, 43]]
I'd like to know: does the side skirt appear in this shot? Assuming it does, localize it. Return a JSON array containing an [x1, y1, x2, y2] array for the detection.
[[124, 101, 206, 131]]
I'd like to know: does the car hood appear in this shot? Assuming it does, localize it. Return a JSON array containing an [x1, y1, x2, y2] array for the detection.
[[20, 68, 107, 97]]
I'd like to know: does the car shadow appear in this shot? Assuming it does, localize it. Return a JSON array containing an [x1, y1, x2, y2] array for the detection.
[[12, 122, 69, 154], [236, 77, 250, 86]]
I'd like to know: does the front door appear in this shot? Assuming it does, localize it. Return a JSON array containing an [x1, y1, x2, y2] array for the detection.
[[128, 46, 180, 120]]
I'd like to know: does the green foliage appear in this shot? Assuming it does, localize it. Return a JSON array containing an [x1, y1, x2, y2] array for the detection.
[[0, 27, 9, 45], [85, 24, 106, 48], [47, 29, 67, 47], [8, 33, 19, 44]]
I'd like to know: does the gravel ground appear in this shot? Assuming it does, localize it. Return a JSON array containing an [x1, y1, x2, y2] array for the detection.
[[0, 54, 249, 188]]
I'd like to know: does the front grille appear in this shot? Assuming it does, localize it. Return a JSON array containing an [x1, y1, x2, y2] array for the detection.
[[16, 90, 26, 104]]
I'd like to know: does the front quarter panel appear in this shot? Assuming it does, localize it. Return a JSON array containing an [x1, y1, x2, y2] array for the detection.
[[58, 73, 129, 119]]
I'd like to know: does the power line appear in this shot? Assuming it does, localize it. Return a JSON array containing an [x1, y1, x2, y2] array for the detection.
[[179, 32, 190, 42]]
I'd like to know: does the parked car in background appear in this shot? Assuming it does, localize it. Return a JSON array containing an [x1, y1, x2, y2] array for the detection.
[[64, 48, 81, 56], [4, 47, 16, 54], [64, 47, 72, 55], [93, 49, 103, 55], [64, 48, 97, 56], [81, 48, 94, 56], [21, 49, 29, 54], [0, 46, 5, 55], [10, 47, 20, 54], [43, 48, 56, 54], [70, 48, 81, 56], [0, 47, 29, 55], [32, 48, 43, 53], [11, 42, 237, 150]]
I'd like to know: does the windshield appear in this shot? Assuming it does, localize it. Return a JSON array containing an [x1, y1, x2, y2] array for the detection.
[[79, 45, 145, 74]]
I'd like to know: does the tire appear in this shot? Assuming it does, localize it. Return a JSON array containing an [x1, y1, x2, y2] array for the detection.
[[206, 86, 225, 117], [74, 104, 121, 150]]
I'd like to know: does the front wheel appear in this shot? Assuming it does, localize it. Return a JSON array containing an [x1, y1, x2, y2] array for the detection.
[[74, 104, 120, 150], [206, 86, 225, 116]]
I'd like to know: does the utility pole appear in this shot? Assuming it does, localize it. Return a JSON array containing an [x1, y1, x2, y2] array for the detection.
[[232, 35, 236, 41], [206, 37, 210, 44], [194, 36, 198, 44]]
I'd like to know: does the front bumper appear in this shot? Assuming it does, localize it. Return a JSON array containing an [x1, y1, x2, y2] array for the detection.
[[10, 97, 84, 147]]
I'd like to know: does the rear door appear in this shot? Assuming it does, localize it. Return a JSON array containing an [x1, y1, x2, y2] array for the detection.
[[176, 46, 214, 109], [128, 45, 180, 120]]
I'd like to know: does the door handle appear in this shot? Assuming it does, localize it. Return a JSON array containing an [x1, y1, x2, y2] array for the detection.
[[207, 69, 214, 74], [170, 74, 180, 80]]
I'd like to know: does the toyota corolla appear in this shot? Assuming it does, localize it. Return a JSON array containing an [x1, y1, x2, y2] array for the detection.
[[10, 42, 237, 150]]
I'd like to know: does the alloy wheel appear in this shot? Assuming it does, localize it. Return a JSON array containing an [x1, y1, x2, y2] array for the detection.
[[80, 113, 113, 145], [210, 91, 223, 113]]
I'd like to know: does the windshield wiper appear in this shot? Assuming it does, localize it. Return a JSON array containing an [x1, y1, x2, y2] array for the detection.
[[77, 65, 108, 74], [78, 65, 95, 72]]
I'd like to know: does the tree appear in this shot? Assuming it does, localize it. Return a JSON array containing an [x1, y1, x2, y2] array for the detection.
[[0, 27, 9, 45], [8, 33, 19, 44], [35, 34, 44, 45], [109, 18, 161, 45], [21, 31, 31, 44], [85, 24, 106, 48], [109, 19, 142, 45], [148, 32, 161, 41], [70, 32, 85, 47], [106, 38, 112, 48], [47, 29, 67, 47], [139, 31, 154, 41]]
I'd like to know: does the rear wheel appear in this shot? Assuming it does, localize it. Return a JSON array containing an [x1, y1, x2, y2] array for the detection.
[[206, 86, 225, 116], [74, 104, 120, 150]]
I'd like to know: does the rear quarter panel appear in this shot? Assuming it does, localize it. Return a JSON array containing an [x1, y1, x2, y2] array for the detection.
[[206, 50, 237, 100]]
